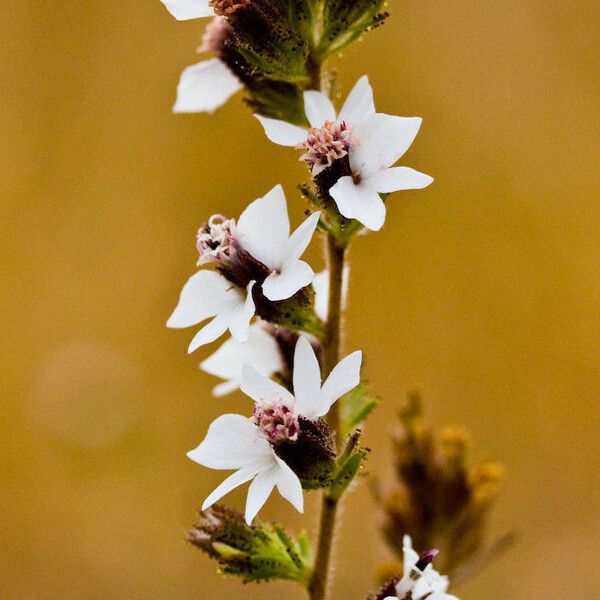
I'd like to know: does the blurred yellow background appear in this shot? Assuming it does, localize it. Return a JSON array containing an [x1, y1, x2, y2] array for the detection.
[[1, 1, 599, 598]]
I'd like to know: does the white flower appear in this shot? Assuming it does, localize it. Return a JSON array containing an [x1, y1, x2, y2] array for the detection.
[[235, 184, 320, 302], [187, 412, 303, 525], [167, 185, 319, 351], [255, 76, 433, 232], [200, 323, 284, 397], [159, 0, 213, 20], [167, 272, 256, 352], [383, 535, 460, 600], [188, 336, 362, 524]]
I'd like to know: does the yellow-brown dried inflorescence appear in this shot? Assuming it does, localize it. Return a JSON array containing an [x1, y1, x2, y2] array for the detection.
[[375, 392, 513, 585]]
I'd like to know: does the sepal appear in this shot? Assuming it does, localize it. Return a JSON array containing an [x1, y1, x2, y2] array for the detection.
[[274, 417, 337, 489], [328, 430, 369, 500], [254, 283, 326, 340], [339, 382, 380, 438]]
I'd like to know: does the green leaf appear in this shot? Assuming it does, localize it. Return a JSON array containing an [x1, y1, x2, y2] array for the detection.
[[340, 383, 380, 438]]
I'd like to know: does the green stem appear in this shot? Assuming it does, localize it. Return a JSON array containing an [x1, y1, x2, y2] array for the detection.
[[308, 494, 339, 600], [308, 52, 322, 90], [323, 234, 346, 442], [308, 234, 347, 600]]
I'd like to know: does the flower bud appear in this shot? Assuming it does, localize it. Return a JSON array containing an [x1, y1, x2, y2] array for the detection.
[[187, 504, 312, 584]]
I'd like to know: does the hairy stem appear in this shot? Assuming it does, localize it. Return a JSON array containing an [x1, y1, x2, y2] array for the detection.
[[308, 494, 339, 600], [308, 234, 347, 600], [323, 234, 346, 440]]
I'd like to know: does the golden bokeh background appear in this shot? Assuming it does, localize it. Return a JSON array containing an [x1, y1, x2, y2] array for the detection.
[[2, 1, 599, 598]]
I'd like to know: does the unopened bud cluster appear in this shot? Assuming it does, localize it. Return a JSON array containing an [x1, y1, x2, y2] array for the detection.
[[187, 505, 312, 584], [375, 393, 511, 582]]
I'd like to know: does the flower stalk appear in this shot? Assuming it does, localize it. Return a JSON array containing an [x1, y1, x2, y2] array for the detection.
[[323, 233, 346, 441], [160, 2, 495, 599], [307, 235, 348, 600], [304, 46, 346, 599]]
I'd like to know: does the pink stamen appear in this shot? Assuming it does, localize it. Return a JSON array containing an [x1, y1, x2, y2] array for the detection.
[[297, 120, 355, 176], [253, 394, 299, 443]]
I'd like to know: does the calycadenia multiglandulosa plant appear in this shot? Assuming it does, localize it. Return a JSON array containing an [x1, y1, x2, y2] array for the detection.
[[160, 1, 506, 598]]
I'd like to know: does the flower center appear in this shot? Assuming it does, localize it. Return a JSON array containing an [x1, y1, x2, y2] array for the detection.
[[209, 0, 250, 16], [253, 394, 299, 443], [297, 120, 354, 175], [196, 214, 236, 266]]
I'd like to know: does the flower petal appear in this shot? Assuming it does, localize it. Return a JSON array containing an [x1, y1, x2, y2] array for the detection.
[[367, 166, 433, 193], [312, 268, 350, 322], [303, 91, 336, 127], [292, 336, 322, 419], [188, 414, 272, 469], [237, 184, 289, 268], [188, 311, 232, 352], [350, 113, 423, 176], [262, 261, 314, 301], [167, 270, 241, 329], [312, 270, 329, 322], [160, 0, 213, 20], [254, 114, 307, 146], [211, 380, 240, 397], [403, 535, 419, 572], [173, 58, 242, 114], [245, 462, 279, 524], [329, 176, 387, 231], [241, 364, 295, 406], [318, 350, 362, 416], [282, 211, 320, 267], [228, 281, 256, 341], [338, 75, 375, 124], [201, 466, 257, 511], [413, 577, 436, 599], [200, 323, 283, 394], [273, 453, 304, 514]]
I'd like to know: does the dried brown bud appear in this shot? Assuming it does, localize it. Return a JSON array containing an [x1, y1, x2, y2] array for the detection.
[[376, 392, 512, 583]]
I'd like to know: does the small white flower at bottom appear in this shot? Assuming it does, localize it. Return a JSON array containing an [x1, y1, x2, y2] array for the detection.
[[383, 535, 460, 600]]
